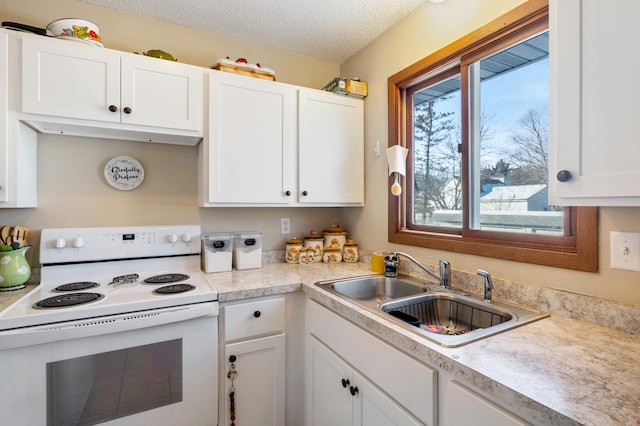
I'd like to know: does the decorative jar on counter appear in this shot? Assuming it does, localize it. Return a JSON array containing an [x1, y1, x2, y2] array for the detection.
[[285, 236, 303, 264], [342, 240, 359, 263], [0, 246, 31, 290], [303, 230, 323, 263], [322, 223, 347, 251], [322, 246, 342, 263], [298, 247, 315, 265]]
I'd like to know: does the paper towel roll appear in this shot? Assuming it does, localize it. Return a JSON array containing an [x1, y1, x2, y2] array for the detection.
[[387, 145, 409, 176]]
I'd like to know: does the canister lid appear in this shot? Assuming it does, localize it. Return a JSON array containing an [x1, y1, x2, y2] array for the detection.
[[304, 230, 323, 240], [323, 223, 347, 235], [344, 239, 358, 247], [286, 236, 303, 245]]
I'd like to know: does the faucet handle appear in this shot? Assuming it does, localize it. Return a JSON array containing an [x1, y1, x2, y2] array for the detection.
[[428, 256, 451, 288], [477, 269, 493, 302]]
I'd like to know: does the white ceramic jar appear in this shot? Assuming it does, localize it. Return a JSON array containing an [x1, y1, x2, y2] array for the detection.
[[322, 223, 347, 251], [342, 240, 359, 263], [285, 237, 303, 264], [303, 230, 324, 263]]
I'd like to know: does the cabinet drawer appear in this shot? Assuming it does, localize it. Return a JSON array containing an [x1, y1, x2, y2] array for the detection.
[[224, 297, 285, 341]]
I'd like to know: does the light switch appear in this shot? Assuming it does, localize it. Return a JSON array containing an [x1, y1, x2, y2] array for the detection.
[[610, 232, 640, 271]]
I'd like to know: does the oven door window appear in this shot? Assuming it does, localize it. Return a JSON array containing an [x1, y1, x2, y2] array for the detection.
[[47, 339, 182, 426]]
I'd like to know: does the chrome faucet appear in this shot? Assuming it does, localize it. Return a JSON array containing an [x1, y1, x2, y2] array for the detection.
[[391, 251, 451, 289], [477, 269, 493, 302]]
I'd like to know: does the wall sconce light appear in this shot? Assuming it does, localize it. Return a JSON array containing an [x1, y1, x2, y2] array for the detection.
[[386, 145, 408, 196]]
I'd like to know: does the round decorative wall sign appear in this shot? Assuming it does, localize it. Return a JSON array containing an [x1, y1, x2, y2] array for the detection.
[[104, 156, 144, 190]]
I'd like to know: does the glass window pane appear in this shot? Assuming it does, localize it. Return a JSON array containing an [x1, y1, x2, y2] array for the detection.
[[473, 31, 561, 234], [411, 74, 462, 229]]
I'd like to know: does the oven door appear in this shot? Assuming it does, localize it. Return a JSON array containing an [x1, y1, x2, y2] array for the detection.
[[0, 303, 218, 426]]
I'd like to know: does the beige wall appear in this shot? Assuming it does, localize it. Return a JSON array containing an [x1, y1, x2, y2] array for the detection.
[[0, 0, 344, 264], [0, 0, 338, 87], [1, 0, 639, 306], [340, 0, 640, 306]]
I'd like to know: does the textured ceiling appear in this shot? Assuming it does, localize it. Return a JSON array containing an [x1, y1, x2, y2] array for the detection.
[[81, 0, 428, 63]]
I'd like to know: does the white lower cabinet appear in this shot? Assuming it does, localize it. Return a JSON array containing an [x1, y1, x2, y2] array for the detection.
[[309, 336, 423, 426], [443, 381, 529, 426], [221, 297, 286, 426], [306, 300, 436, 426]]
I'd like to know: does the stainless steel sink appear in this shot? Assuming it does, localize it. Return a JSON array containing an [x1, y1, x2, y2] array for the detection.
[[314, 275, 548, 347], [316, 275, 427, 303]]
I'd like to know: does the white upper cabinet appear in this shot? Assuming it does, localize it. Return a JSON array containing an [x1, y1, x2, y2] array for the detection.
[[20, 34, 204, 144], [550, 0, 640, 205], [203, 71, 297, 204], [0, 30, 37, 208], [200, 72, 364, 207], [298, 89, 364, 205]]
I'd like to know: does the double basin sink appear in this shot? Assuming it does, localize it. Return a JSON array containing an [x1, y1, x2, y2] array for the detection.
[[315, 275, 548, 347]]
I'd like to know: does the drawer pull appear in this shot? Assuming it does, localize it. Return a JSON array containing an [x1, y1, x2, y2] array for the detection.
[[253, 310, 261, 318]]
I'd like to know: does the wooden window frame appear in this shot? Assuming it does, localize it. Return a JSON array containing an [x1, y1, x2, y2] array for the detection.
[[387, 0, 598, 272]]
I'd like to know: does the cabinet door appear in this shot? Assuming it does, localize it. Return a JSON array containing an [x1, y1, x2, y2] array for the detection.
[[120, 55, 203, 132], [550, 0, 640, 205], [308, 336, 354, 426], [445, 381, 528, 426], [0, 31, 8, 203], [223, 334, 285, 426], [355, 371, 423, 426], [21, 36, 120, 122], [298, 89, 364, 205], [207, 71, 297, 204]]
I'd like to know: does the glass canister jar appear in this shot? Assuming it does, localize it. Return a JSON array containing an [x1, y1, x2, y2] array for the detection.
[[303, 230, 324, 263], [342, 239, 359, 263], [285, 236, 303, 264], [322, 246, 342, 263], [322, 223, 347, 251]]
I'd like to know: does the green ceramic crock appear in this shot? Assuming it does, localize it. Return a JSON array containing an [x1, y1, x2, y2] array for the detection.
[[0, 246, 31, 288]]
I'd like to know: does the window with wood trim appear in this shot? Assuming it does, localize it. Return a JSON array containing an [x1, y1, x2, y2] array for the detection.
[[387, 0, 597, 272]]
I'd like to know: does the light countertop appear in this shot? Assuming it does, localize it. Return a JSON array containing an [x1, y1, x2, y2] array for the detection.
[[205, 262, 640, 426]]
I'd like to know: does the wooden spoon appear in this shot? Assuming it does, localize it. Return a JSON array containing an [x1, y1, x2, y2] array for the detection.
[[11, 226, 29, 248], [0, 226, 12, 245]]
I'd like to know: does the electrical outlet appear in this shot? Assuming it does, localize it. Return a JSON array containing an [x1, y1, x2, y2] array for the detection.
[[610, 232, 640, 271], [280, 218, 291, 235]]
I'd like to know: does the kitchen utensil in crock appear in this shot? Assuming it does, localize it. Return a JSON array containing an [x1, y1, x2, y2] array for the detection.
[[0, 226, 12, 245], [11, 226, 29, 248]]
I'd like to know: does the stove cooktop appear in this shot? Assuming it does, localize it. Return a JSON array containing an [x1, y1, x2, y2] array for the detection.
[[0, 225, 218, 331]]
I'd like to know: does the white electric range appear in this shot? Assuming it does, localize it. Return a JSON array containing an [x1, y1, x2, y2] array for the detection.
[[0, 225, 219, 426]]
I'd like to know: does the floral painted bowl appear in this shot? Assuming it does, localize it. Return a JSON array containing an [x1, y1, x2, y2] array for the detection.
[[46, 18, 103, 47]]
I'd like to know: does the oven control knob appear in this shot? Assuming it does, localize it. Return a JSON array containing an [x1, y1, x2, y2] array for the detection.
[[72, 237, 85, 248], [182, 232, 193, 243], [54, 238, 66, 249], [168, 233, 179, 244]]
